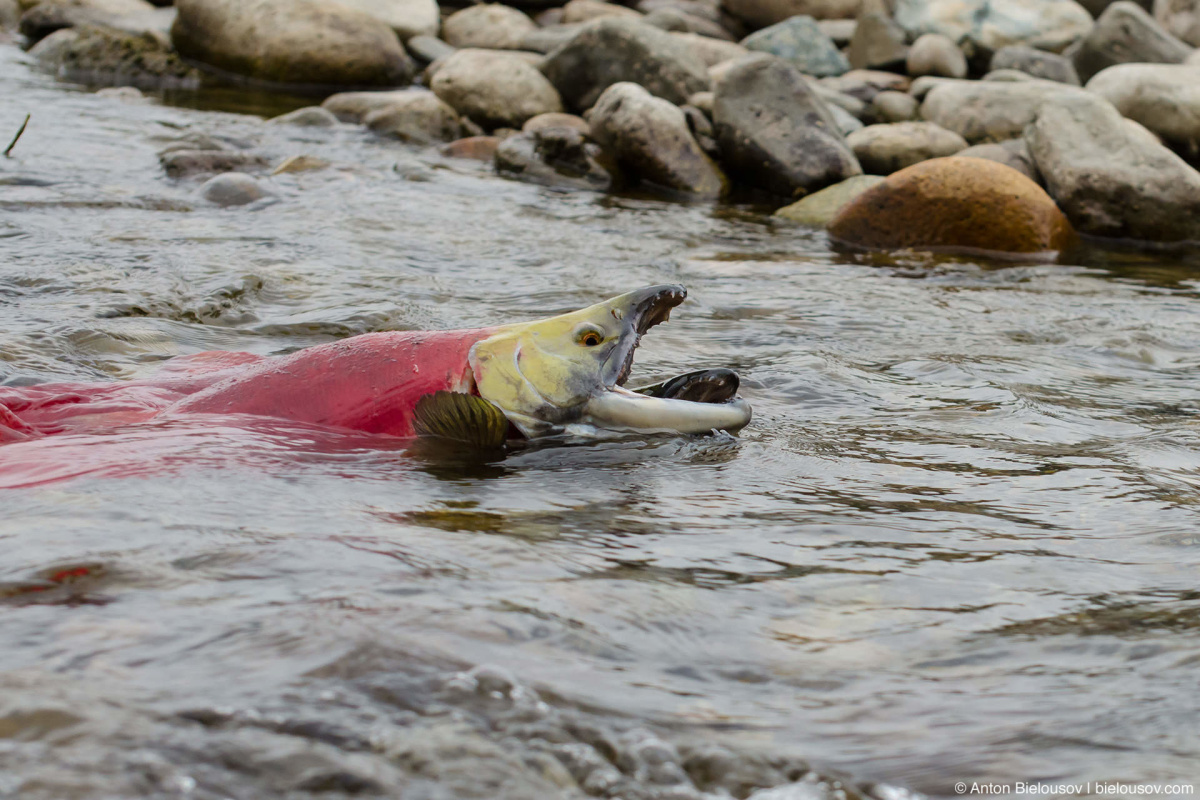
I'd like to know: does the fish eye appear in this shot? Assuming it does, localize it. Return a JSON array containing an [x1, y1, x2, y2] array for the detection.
[[576, 329, 604, 347]]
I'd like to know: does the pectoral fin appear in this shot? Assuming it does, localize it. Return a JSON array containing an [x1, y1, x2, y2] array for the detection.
[[413, 391, 510, 449]]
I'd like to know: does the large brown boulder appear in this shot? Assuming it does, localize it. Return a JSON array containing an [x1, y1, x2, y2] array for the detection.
[[171, 0, 414, 88], [828, 156, 1075, 253]]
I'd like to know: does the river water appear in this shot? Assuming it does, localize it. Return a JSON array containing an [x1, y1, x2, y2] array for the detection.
[[3, 43, 1200, 800]]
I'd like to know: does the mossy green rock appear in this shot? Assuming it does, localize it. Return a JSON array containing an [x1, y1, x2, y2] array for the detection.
[[774, 175, 883, 226]]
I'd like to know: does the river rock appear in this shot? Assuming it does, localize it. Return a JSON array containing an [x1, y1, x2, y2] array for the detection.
[[588, 82, 726, 196], [774, 174, 884, 225], [160, 149, 269, 178], [18, 1, 166, 45], [272, 154, 330, 174], [407, 34, 454, 64], [441, 135, 502, 160], [904, 32, 967, 77], [894, 0, 1094, 59], [983, 68, 1038, 80], [562, 0, 642, 21], [818, 18, 857, 44], [1027, 91, 1200, 241], [713, 53, 861, 197], [521, 23, 584, 53], [870, 90, 918, 121], [333, 0, 439, 39], [323, 89, 424, 121], [363, 90, 467, 142], [846, 121, 968, 173], [957, 138, 1042, 182], [494, 127, 617, 190], [171, 0, 414, 88], [721, 0, 860, 29], [442, 4, 536, 50], [671, 31, 747, 65], [990, 43, 1080, 82], [1156, 0, 1200, 45], [30, 23, 201, 87], [740, 15, 849, 77], [1085, 62, 1200, 152], [268, 106, 339, 127], [1072, 1, 1192, 81], [432, 48, 563, 129], [848, 10, 908, 71], [829, 157, 1075, 253], [199, 172, 274, 206], [540, 17, 709, 109], [920, 79, 1086, 142], [523, 111, 591, 134], [820, 68, 909, 101], [644, 7, 733, 40]]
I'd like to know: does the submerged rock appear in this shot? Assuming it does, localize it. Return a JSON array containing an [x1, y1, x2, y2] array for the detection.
[[740, 15, 849, 77], [713, 54, 861, 197], [846, 121, 968, 174], [1027, 91, 1200, 242], [442, 4, 537, 50], [432, 49, 563, 129], [540, 17, 709, 109], [494, 127, 617, 191], [441, 135, 503, 160], [1085, 63, 1200, 152], [829, 157, 1075, 253], [171, 0, 414, 88], [589, 81, 726, 197], [160, 149, 270, 178], [199, 172, 274, 206], [773, 174, 884, 226], [322, 89, 425, 123], [30, 24, 201, 87], [1071, 1, 1192, 82], [272, 154, 330, 174], [363, 90, 467, 143], [268, 106, 340, 127], [920, 79, 1086, 142]]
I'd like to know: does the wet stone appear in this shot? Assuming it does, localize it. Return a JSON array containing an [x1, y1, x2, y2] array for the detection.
[[160, 149, 269, 178], [268, 106, 339, 127], [199, 172, 274, 206], [494, 126, 618, 191]]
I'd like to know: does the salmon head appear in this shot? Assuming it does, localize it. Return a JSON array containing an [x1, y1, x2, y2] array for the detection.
[[468, 285, 752, 438]]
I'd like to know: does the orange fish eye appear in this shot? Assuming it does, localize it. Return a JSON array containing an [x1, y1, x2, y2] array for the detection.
[[577, 330, 604, 347]]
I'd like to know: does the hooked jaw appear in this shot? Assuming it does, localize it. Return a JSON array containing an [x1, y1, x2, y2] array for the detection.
[[584, 285, 752, 436]]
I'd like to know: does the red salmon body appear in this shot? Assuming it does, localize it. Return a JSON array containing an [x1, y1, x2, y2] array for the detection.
[[0, 328, 496, 441]]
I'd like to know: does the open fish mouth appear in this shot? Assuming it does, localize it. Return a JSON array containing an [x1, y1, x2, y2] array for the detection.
[[588, 285, 752, 436]]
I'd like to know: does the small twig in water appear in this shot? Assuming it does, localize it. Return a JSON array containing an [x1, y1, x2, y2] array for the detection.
[[4, 114, 30, 158]]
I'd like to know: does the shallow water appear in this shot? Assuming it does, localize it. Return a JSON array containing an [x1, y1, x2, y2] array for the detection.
[[3, 44, 1200, 799]]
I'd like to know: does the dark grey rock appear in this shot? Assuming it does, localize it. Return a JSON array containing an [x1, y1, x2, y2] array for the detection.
[[539, 16, 709, 109], [160, 149, 270, 178], [1072, 1, 1192, 82], [588, 82, 726, 196], [712, 53, 861, 197], [494, 127, 618, 190]]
